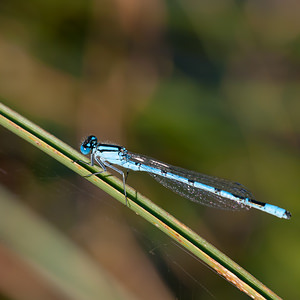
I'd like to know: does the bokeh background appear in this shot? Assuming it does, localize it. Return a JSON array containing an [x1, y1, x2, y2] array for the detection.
[[0, 0, 299, 299]]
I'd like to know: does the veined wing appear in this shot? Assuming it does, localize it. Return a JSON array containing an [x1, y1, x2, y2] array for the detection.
[[127, 152, 253, 210]]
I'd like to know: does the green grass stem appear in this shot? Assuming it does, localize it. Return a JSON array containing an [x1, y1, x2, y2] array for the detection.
[[0, 101, 282, 300]]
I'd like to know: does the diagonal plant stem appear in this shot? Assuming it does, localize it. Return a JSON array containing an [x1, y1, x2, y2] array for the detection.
[[0, 186, 136, 300], [0, 101, 282, 300]]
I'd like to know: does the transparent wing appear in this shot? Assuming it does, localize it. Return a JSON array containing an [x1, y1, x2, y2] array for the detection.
[[128, 152, 253, 210], [149, 174, 248, 210]]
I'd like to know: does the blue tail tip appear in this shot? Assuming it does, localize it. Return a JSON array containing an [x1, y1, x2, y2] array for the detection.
[[284, 210, 292, 219]]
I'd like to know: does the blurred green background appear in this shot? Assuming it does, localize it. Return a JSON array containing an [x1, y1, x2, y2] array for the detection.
[[0, 0, 299, 299]]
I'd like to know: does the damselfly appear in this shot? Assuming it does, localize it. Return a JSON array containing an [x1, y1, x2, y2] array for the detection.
[[80, 135, 291, 219]]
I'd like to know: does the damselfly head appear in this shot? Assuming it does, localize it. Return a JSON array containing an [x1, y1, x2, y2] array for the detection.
[[80, 135, 98, 155]]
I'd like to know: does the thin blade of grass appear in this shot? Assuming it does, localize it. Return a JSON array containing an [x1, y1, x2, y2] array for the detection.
[[0, 101, 282, 300], [0, 186, 137, 300]]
